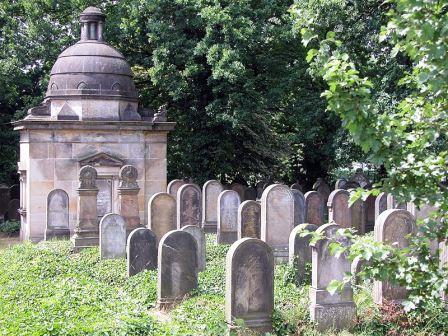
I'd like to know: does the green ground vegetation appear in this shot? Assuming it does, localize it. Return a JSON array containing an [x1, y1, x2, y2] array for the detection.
[[0, 235, 445, 336]]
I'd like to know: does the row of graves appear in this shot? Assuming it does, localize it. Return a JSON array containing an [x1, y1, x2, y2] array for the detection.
[[37, 164, 447, 332], [0, 184, 20, 223]]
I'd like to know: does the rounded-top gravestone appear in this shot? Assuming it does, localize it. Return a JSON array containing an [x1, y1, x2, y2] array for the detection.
[[148, 192, 176, 241], [99, 213, 126, 259], [177, 183, 202, 228], [127, 227, 157, 277]]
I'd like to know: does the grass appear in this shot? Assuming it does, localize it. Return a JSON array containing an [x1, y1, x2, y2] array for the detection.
[[0, 234, 445, 335]]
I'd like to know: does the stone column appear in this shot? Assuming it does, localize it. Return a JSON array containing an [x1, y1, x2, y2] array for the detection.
[[118, 165, 141, 236], [72, 165, 99, 252]]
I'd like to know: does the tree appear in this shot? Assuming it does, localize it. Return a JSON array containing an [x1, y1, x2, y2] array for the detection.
[[293, 0, 448, 317]]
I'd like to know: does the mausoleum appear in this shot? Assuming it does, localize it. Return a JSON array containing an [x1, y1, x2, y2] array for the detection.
[[13, 7, 175, 242]]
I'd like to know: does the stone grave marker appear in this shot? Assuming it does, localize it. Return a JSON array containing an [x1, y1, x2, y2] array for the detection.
[[225, 238, 274, 333], [290, 180, 303, 192], [181, 225, 206, 272], [387, 194, 406, 210], [291, 189, 306, 226], [217, 190, 241, 244], [45, 189, 70, 239], [230, 183, 246, 202], [237, 200, 261, 239], [289, 223, 318, 284], [328, 189, 351, 228], [304, 191, 324, 225], [373, 209, 415, 304], [348, 191, 366, 234], [99, 213, 126, 259], [261, 184, 294, 262], [127, 227, 157, 276], [365, 194, 376, 232], [148, 192, 176, 241], [7, 199, 20, 221], [118, 165, 141, 236], [375, 192, 388, 221], [167, 179, 186, 200], [313, 178, 331, 202], [244, 186, 257, 201], [310, 223, 356, 331], [177, 183, 202, 228], [157, 230, 198, 309], [202, 180, 224, 233]]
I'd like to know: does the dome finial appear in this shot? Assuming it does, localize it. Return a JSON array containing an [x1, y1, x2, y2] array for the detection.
[[80, 7, 106, 42]]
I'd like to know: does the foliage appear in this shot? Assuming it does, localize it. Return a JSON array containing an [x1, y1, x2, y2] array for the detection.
[[293, 0, 448, 317], [0, 220, 20, 234]]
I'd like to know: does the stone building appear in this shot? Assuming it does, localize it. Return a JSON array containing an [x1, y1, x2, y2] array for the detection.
[[13, 7, 175, 242]]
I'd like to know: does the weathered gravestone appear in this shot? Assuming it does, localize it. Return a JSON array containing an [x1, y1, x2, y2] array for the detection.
[[348, 190, 366, 234], [256, 181, 265, 200], [328, 189, 351, 228], [335, 178, 347, 190], [45, 189, 70, 239], [7, 199, 20, 221], [226, 238, 274, 333], [261, 184, 294, 262], [244, 186, 257, 201], [118, 165, 141, 236], [72, 165, 99, 251], [304, 191, 324, 226], [157, 230, 198, 309], [181, 225, 206, 272], [148, 192, 176, 241], [99, 213, 126, 259], [310, 223, 356, 331], [365, 194, 376, 233], [167, 179, 186, 200], [217, 190, 241, 244], [351, 255, 369, 285], [202, 180, 224, 233], [292, 189, 306, 226], [291, 180, 303, 192], [440, 240, 448, 304], [375, 192, 388, 221], [313, 178, 331, 202], [238, 200, 261, 239], [127, 227, 157, 276], [289, 223, 318, 284], [177, 183, 202, 228], [230, 183, 246, 202], [373, 209, 415, 304], [0, 184, 10, 223], [387, 194, 406, 210]]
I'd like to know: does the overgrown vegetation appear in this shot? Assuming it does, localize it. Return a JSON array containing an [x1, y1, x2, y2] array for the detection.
[[0, 220, 20, 234], [0, 236, 445, 335]]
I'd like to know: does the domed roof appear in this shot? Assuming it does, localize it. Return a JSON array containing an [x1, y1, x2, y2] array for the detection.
[[46, 7, 137, 101]]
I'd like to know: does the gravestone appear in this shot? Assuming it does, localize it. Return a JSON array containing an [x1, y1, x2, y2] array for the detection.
[[335, 178, 347, 190], [328, 189, 351, 228], [157, 230, 198, 309], [261, 184, 294, 262], [349, 169, 371, 188], [148, 192, 176, 241], [99, 213, 126, 259], [288, 223, 318, 284], [304, 191, 324, 225], [177, 183, 202, 228], [167, 179, 186, 200], [351, 255, 369, 285], [387, 194, 406, 210], [292, 189, 306, 226], [72, 165, 99, 251], [226, 238, 274, 333], [238, 200, 261, 239], [127, 227, 157, 276], [181, 225, 206, 272], [202, 180, 224, 233], [230, 183, 246, 202], [440, 240, 448, 304], [9, 184, 19, 200], [349, 191, 365, 234], [244, 186, 257, 201], [373, 209, 415, 304], [256, 181, 265, 200], [310, 223, 356, 331], [291, 180, 303, 192], [313, 178, 331, 202], [118, 165, 141, 236], [375, 192, 388, 221], [365, 194, 376, 232], [7, 199, 20, 221], [0, 184, 10, 223], [45, 189, 70, 239], [217, 190, 241, 244]]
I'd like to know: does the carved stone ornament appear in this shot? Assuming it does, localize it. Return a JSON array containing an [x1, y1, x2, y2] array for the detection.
[[79, 165, 98, 189], [119, 165, 139, 189], [152, 104, 167, 122]]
